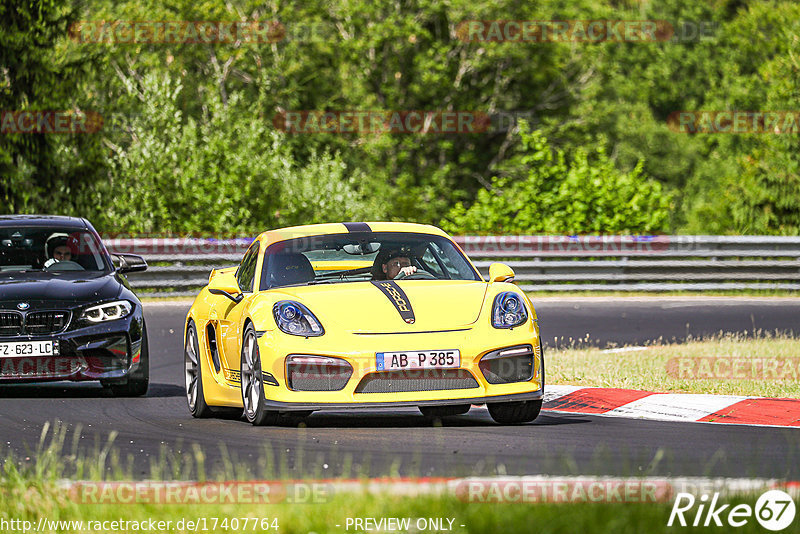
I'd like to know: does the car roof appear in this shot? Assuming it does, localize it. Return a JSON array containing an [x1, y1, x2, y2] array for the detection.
[[0, 215, 88, 229], [258, 222, 450, 243]]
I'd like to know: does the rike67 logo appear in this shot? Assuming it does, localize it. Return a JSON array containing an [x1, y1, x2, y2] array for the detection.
[[668, 490, 796, 531]]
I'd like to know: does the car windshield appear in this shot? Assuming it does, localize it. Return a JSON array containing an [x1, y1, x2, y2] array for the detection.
[[0, 227, 110, 272], [260, 232, 480, 289]]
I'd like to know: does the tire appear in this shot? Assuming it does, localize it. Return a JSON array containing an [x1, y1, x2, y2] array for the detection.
[[241, 323, 280, 426], [488, 399, 542, 425], [419, 404, 471, 418], [185, 321, 213, 417], [109, 321, 149, 397]]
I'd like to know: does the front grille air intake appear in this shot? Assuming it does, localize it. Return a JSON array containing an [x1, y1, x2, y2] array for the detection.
[[25, 311, 70, 334], [0, 312, 22, 336], [479, 345, 536, 384], [0, 310, 70, 336], [355, 369, 479, 394], [286, 356, 352, 392]]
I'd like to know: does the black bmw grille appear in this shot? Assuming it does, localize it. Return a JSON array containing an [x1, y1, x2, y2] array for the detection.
[[0, 312, 22, 336], [0, 310, 70, 336], [25, 311, 70, 334], [355, 369, 479, 394]]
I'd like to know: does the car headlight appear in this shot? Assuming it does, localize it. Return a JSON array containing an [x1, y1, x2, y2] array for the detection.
[[491, 292, 528, 329], [80, 300, 133, 323], [273, 301, 324, 337]]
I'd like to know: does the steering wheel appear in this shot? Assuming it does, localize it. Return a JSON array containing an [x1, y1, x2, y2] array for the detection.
[[394, 270, 436, 280], [44, 259, 85, 271]]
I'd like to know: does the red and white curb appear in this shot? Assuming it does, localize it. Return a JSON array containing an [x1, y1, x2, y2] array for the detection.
[[543, 386, 800, 427]]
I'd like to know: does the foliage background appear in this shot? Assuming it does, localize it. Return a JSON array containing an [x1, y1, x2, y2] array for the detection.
[[1, 0, 799, 235]]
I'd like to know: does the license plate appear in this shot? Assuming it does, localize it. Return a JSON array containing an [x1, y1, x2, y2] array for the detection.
[[0, 340, 59, 358], [376, 350, 460, 371]]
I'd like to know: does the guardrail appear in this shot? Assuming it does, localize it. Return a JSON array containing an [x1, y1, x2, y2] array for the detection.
[[105, 235, 800, 296]]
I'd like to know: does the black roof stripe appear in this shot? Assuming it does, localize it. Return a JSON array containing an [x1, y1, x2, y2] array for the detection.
[[343, 222, 372, 233]]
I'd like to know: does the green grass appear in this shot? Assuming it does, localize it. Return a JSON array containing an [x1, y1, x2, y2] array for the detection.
[[0, 429, 784, 534], [1, 419, 796, 533], [549, 334, 800, 397], [0, 487, 779, 534]]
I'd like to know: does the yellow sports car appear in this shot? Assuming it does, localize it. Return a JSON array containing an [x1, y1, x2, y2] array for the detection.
[[184, 222, 544, 425]]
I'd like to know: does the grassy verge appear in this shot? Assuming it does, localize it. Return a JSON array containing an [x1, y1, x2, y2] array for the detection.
[[1, 419, 794, 533], [549, 334, 800, 397], [0, 487, 777, 534]]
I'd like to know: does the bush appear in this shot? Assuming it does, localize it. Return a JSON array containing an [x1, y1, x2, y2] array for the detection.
[[94, 72, 386, 234], [442, 123, 672, 235]]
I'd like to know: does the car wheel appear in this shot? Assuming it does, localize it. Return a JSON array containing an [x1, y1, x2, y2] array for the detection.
[[419, 404, 471, 418], [241, 324, 280, 426], [487, 399, 542, 425], [185, 321, 213, 417], [109, 321, 149, 397]]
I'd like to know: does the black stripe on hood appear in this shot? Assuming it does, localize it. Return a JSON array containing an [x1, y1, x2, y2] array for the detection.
[[370, 280, 415, 324]]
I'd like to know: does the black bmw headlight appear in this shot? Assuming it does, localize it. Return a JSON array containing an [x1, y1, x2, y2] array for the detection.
[[491, 292, 528, 329], [273, 301, 324, 337], [79, 300, 133, 324]]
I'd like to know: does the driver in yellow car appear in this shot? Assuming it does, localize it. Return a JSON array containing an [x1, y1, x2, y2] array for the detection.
[[382, 253, 417, 279]]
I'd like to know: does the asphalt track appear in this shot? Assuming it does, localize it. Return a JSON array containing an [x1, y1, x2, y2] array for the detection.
[[1, 299, 798, 480]]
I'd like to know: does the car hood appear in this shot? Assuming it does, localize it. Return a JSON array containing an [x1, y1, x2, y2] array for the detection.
[[0, 271, 122, 308], [266, 280, 489, 332]]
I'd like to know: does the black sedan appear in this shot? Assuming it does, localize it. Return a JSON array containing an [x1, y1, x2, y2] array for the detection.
[[0, 215, 149, 396]]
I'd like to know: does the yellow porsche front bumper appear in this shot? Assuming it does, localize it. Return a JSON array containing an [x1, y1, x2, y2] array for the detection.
[[251, 318, 543, 411]]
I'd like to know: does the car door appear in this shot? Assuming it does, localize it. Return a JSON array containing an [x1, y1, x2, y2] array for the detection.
[[217, 241, 260, 373]]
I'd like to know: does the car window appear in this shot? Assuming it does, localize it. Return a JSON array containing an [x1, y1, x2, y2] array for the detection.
[[0, 227, 109, 272], [235, 242, 259, 292], [428, 241, 468, 279], [260, 232, 480, 289], [419, 247, 446, 278]]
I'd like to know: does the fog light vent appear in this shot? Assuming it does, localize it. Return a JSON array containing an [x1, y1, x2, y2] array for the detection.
[[286, 355, 352, 391], [479, 345, 535, 384]]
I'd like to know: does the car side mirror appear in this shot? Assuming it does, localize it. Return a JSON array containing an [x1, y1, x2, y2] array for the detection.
[[114, 253, 148, 274], [208, 275, 243, 303], [488, 262, 515, 283]]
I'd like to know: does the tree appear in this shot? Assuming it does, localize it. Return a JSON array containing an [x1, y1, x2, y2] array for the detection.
[[95, 71, 386, 233], [443, 123, 672, 234], [0, 0, 104, 213]]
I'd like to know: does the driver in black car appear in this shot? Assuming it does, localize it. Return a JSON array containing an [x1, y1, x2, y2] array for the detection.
[[52, 242, 72, 262], [43, 234, 74, 268]]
